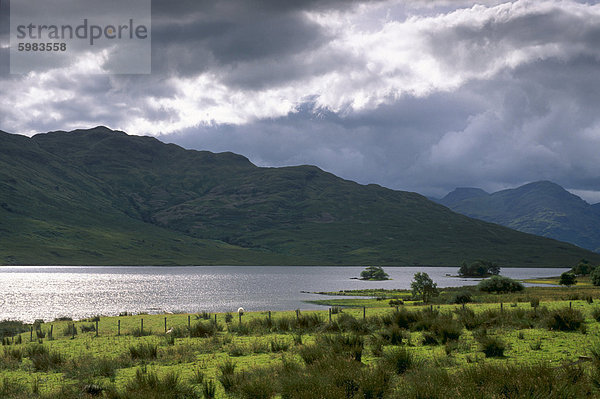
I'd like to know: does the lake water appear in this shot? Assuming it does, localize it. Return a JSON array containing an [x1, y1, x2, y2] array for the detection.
[[0, 266, 569, 322]]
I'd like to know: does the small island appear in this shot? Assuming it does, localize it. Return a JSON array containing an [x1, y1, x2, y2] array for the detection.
[[359, 265, 390, 281], [458, 259, 500, 277]]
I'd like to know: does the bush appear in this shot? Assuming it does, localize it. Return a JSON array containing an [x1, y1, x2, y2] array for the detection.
[[591, 267, 600, 286], [451, 291, 472, 304], [478, 336, 506, 358], [129, 342, 158, 360], [125, 369, 197, 398], [190, 321, 218, 337], [381, 347, 413, 374], [389, 299, 404, 306], [478, 275, 524, 293], [545, 307, 585, 332]]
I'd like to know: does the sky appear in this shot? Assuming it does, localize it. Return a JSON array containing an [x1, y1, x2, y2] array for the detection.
[[2, 0, 600, 202]]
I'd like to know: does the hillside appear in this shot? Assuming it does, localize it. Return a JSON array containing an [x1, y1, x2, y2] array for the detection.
[[1, 127, 598, 266], [438, 181, 600, 253]]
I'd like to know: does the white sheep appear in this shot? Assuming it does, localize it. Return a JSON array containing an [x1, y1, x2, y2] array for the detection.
[[237, 307, 244, 315]]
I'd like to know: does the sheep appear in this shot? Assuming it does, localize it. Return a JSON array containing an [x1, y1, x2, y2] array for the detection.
[[237, 307, 244, 316]]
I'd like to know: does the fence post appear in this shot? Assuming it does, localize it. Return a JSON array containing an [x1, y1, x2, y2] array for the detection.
[[95, 320, 99, 337], [214, 314, 217, 323], [30, 326, 33, 342], [72, 323, 75, 339], [188, 315, 191, 328], [118, 320, 120, 336], [268, 311, 271, 323], [462, 303, 465, 310], [295, 309, 300, 320], [141, 319, 144, 336], [500, 302, 503, 312], [570, 301, 572, 309], [50, 325, 53, 339], [363, 307, 366, 319], [329, 308, 332, 322], [164, 317, 167, 333], [239, 312, 242, 323]]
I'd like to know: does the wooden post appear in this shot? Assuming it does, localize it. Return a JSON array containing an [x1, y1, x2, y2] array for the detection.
[[295, 309, 300, 320], [30, 326, 33, 342], [462, 303, 465, 310], [188, 315, 191, 328], [268, 311, 271, 322], [500, 302, 503, 312], [71, 323, 75, 339], [363, 307, 366, 319], [570, 301, 572, 309], [118, 320, 120, 336], [50, 325, 53, 339], [395, 306, 399, 312], [329, 308, 332, 322], [239, 312, 242, 323], [430, 305, 433, 311], [95, 320, 99, 337], [214, 314, 217, 323], [164, 317, 167, 333], [141, 318, 144, 336]]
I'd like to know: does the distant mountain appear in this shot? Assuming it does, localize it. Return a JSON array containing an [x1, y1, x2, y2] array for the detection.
[[438, 181, 600, 253], [1, 127, 598, 266]]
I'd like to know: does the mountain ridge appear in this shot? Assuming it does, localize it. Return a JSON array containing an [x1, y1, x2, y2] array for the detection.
[[1, 126, 598, 266], [438, 181, 600, 252]]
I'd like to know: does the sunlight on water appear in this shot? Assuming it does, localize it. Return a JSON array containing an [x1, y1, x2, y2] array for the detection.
[[0, 266, 569, 322]]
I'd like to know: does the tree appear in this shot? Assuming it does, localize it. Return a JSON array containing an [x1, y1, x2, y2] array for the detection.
[[458, 260, 501, 277], [591, 267, 600, 286], [411, 272, 439, 303], [360, 266, 389, 281], [478, 275, 524, 294], [572, 259, 594, 276], [559, 272, 576, 287]]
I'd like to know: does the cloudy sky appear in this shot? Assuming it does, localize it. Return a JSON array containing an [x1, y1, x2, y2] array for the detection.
[[2, 0, 600, 202]]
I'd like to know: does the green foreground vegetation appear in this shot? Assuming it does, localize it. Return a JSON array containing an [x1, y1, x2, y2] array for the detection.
[[4, 284, 600, 398]]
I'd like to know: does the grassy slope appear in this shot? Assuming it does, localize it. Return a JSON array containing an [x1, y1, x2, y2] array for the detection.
[[2, 127, 600, 266]]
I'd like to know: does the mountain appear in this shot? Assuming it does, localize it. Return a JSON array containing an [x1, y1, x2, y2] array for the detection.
[[1, 127, 598, 266], [438, 181, 600, 253]]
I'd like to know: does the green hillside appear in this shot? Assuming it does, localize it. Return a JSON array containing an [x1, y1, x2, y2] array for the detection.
[[438, 181, 600, 253], [1, 127, 598, 266]]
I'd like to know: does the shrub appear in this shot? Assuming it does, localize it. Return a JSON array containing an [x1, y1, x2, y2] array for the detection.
[[380, 325, 404, 345], [451, 291, 472, 304], [202, 380, 216, 399], [125, 369, 197, 398], [530, 298, 540, 308], [225, 313, 233, 323], [79, 323, 96, 333], [270, 338, 290, 352], [381, 347, 413, 374], [545, 307, 585, 332], [389, 299, 404, 306], [131, 327, 152, 337], [478, 275, 524, 293], [591, 307, 600, 322], [592, 267, 600, 286], [129, 342, 158, 360], [478, 336, 506, 358], [190, 321, 218, 338], [25, 344, 64, 371]]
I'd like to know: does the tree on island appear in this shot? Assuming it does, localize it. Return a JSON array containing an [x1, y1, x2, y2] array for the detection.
[[411, 272, 439, 303], [360, 266, 390, 281], [458, 259, 500, 277], [559, 272, 577, 287]]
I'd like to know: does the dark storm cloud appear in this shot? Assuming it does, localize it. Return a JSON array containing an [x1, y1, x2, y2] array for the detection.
[[3, 0, 600, 202]]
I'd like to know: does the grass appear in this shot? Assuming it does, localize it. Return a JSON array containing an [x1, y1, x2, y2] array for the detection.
[[4, 286, 600, 396]]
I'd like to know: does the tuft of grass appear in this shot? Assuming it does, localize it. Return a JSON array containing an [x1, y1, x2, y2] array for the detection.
[[381, 347, 414, 374], [478, 335, 506, 358], [129, 342, 158, 360]]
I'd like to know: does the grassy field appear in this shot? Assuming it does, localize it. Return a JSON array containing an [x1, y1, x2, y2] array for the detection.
[[3, 284, 600, 398]]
